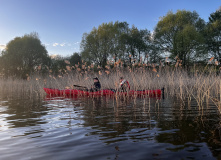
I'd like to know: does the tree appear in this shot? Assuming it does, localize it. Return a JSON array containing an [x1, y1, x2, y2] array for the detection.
[[111, 21, 129, 62], [81, 22, 122, 67], [154, 10, 205, 67], [70, 52, 81, 65], [81, 29, 100, 65], [97, 22, 115, 67], [134, 28, 151, 62], [148, 40, 163, 63], [126, 26, 139, 63], [123, 26, 150, 64], [1, 32, 51, 77], [0, 50, 4, 74], [205, 7, 221, 64], [80, 21, 152, 67], [50, 55, 67, 74]]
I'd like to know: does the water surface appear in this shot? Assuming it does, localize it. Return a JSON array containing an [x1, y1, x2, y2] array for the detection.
[[0, 94, 220, 160]]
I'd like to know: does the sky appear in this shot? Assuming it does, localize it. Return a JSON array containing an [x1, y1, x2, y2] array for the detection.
[[0, 0, 221, 57]]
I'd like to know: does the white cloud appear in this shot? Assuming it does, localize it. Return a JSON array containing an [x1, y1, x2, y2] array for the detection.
[[52, 42, 67, 47], [53, 43, 59, 47], [0, 44, 6, 50], [51, 41, 80, 47], [74, 42, 80, 45], [60, 43, 65, 47]]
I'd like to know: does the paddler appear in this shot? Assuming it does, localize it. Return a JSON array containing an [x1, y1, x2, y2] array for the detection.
[[90, 77, 101, 92], [119, 77, 130, 92]]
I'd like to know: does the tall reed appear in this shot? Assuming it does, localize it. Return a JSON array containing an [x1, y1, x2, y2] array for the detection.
[[0, 63, 220, 111]]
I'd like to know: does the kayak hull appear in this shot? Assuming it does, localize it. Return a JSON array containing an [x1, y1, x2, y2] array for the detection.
[[43, 88, 162, 97]]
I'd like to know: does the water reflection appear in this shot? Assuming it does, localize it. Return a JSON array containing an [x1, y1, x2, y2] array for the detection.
[[0, 94, 220, 160], [69, 96, 221, 158]]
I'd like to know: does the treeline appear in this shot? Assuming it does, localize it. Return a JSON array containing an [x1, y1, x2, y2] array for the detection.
[[0, 32, 82, 78], [0, 9, 220, 78], [81, 9, 221, 67]]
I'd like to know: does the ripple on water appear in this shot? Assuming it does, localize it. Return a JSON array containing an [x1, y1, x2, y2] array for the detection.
[[0, 96, 220, 160]]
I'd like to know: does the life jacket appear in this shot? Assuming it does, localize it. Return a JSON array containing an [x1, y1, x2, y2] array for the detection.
[[119, 79, 130, 90], [94, 81, 101, 89]]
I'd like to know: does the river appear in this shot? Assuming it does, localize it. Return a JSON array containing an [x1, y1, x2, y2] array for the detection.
[[0, 94, 220, 160]]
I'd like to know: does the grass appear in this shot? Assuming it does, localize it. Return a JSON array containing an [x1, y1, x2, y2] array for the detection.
[[0, 62, 220, 112]]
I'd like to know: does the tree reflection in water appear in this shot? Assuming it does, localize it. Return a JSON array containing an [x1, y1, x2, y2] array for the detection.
[[76, 96, 221, 158], [0, 94, 220, 159]]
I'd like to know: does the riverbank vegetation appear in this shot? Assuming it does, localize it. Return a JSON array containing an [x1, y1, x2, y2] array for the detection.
[[0, 61, 220, 111]]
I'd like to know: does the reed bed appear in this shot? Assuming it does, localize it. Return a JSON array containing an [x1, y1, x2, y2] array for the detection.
[[0, 63, 220, 112]]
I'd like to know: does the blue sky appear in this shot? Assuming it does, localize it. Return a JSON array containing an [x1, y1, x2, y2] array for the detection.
[[0, 0, 220, 56]]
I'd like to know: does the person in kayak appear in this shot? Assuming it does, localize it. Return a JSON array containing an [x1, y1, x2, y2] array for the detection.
[[90, 77, 101, 92], [119, 77, 130, 92]]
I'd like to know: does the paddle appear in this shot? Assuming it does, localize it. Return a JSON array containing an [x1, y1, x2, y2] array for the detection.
[[161, 87, 165, 99], [73, 85, 88, 89]]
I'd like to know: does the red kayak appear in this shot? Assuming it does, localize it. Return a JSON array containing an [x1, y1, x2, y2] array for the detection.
[[43, 88, 162, 97]]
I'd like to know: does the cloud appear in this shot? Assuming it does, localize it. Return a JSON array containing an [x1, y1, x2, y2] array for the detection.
[[60, 43, 65, 47], [52, 42, 66, 47], [0, 44, 6, 50], [51, 41, 80, 47], [74, 42, 80, 45], [53, 43, 59, 47]]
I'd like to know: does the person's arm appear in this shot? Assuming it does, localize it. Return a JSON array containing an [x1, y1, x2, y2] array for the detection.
[[126, 81, 130, 90]]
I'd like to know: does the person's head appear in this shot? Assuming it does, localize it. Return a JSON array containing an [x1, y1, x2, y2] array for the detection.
[[120, 77, 124, 82], [93, 77, 99, 82]]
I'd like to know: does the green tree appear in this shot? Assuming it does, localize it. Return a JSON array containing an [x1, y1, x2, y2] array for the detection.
[[126, 26, 139, 63], [81, 22, 122, 67], [81, 29, 100, 65], [148, 41, 163, 63], [154, 10, 205, 66], [1, 32, 51, 77], [135, 29, 151, 62], [70, 52, 81, 65], [50, 55, 67, 74], [111, 21, 129, 62], [0, 50, 4, 74], [81, 21, 152, 67], [97, 22, 115, 67], [206, 7, 221, 63]]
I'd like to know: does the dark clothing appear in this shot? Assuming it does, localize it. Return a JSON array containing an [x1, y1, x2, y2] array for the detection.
[[90, 81, 101, 92], [94, 81, 101, 90]]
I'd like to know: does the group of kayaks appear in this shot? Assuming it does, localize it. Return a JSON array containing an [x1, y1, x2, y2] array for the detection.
[[43, 88, 163, 97]]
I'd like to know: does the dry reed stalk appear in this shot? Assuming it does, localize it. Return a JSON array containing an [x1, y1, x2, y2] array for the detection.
[[0, 65, 220, 112]]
